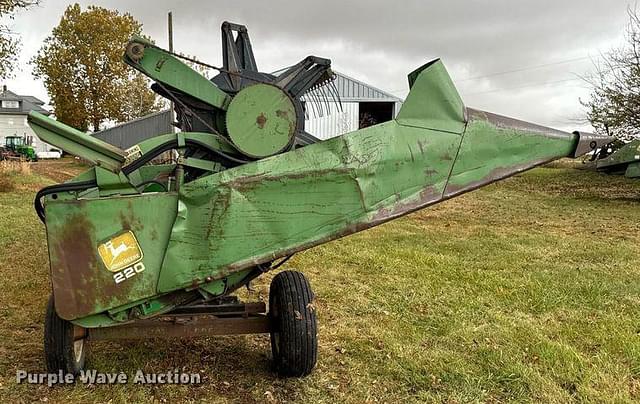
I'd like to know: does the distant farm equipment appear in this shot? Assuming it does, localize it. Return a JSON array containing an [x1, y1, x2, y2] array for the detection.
[[1, 136, 37, 161], [595, 138, 640, 179]]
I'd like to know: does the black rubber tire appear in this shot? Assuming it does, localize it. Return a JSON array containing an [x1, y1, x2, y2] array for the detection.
[[269, 271, 318, 377], [44, 295, 86, 376]]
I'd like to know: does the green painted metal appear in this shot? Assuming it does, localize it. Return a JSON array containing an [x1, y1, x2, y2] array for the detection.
[[33, 45, 611, 327], [27, 111, 125, 172], [226, 83, 297, 157], [396, 60, 466, 134], [128, 132, 239, 156], [626, 161, 640, 178], [198, 270, 253, 297], [157, 63, 584, 292], [124, 37, 231, 111], [597, 139, 640, 173], [44, 192, 178, 320], [444, 111, 576, 197], [26, 115, 240, 191]]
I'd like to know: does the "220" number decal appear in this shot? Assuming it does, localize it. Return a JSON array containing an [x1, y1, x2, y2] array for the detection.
[[113, 262, 145, 284]]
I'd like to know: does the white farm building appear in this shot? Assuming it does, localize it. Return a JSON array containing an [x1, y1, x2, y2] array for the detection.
[[0, 86, 53, 153], [302, 71, 403, 140]]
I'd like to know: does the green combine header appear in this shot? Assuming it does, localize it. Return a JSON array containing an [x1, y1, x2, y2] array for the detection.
[[29, 22, 611, 377], [596, 138, 640, 179]]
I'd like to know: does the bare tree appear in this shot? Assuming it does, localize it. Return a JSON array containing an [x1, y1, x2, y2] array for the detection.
[[0, 0, 40, 79], [582, 6, 640, 141]]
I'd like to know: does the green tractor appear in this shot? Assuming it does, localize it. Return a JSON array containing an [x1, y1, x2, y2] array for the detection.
[[2, 136, 37, 161]]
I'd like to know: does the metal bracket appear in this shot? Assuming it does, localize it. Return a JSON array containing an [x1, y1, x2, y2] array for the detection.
[[179, 156, 222, 172], [221, 21, 258, 92], [87, 301, 270, 340], [177, 132, 186, 148]]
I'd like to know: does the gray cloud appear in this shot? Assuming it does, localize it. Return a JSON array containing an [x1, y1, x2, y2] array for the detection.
[[6, 0, 634, 131]]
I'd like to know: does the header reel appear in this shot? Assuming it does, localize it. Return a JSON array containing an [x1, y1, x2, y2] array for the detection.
[[124, 21, 340, 162]]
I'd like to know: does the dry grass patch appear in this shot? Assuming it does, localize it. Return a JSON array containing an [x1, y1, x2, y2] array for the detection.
[[0, 160, 32, 192]]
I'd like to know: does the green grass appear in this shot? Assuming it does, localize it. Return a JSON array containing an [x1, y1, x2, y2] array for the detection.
[[0, 164, 639, 403]]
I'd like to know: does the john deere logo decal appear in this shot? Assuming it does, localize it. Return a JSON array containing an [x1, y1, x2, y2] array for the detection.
[[98, 231, 143, 273]]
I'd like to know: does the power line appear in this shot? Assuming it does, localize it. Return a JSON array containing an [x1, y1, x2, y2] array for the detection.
[[454, 56, 591, 82], [387, 77, 585, 97], [385, 55, 593, 95], [461, 78, 583, 96]]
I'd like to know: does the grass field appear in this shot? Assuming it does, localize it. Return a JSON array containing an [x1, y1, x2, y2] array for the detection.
[[0, 159, 639, 403]]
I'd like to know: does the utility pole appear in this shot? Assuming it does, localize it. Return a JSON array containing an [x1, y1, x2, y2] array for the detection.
[[167, 12, 175, 134], [168, 11, 174, 53]]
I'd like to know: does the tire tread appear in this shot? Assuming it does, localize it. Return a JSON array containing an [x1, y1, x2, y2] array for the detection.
[[269, 271, 317, 377], [44, 295, 85, 375]]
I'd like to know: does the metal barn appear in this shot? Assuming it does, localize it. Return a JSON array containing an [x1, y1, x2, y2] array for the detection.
[[92, 110, 173, 150], [303, 71, 403, 140]]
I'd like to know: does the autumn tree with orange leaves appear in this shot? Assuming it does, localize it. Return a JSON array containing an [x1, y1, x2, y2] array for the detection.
[[32, 4, 162, 131]]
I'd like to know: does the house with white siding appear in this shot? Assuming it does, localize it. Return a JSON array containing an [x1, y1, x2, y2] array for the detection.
[[0, 86, 52, 153]]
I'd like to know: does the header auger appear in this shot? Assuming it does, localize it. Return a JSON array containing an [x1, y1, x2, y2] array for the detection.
[[28, 22, 610, 377]]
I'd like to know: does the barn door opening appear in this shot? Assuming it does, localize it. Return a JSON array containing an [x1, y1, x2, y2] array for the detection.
[[358, 102, 394, 129]]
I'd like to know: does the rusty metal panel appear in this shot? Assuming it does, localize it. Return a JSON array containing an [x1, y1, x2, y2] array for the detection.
[[44, 193, 178, 320]]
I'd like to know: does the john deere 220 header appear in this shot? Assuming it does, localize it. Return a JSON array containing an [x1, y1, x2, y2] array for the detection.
[[28, 22, 609, 377]]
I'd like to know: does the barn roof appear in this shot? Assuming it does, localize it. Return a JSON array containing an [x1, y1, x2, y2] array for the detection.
[[0, 88, 50, 115], [330, 71, 403, 102], [271, 68, 403, 103]]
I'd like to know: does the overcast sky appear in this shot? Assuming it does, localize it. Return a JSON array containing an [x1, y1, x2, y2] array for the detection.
[[4, 0, 635, 132]]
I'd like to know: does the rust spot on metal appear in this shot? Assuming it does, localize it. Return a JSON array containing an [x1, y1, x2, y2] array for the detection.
[[89, 313, 271, 340], [276, 110, 288, 119], [204, 187, 233, 240], [49, 199, 154, 320], [119, 211, 131, 230], [50, 213, 97, 320], [417, 140, 426, 155], [256, 113, 267, 129], [370, 186, 441, 224], [155, 58, 166, 72], [119, 201, 144, 232], [467, 107, 570, 140]]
